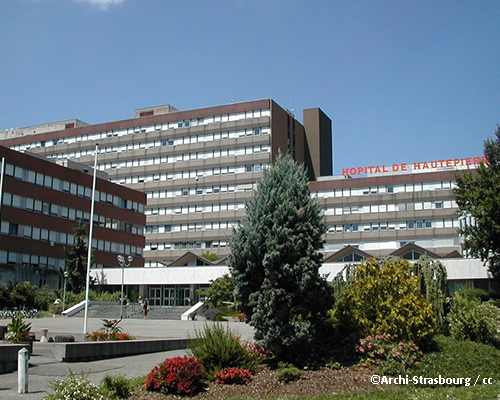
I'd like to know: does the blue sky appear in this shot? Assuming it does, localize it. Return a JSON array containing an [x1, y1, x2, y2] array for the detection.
[[0, 0, 498, 174]]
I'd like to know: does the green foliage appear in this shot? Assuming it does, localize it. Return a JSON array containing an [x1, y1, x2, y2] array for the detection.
[[43, 372, 105, 400], [412, 256, 448, 331], [454, 127, 500, 282], [188, 322, 259, 380], [0, 282, 11, 307], [447, 289, 500, 344], [9, 281, 36, 308], [411, 335, 500, 386], [333, 258, 436, 347], [100, 374, 132, 399], [201, 251, 220, 262], [4, 314, 32, 343], [34, 286, 57, 310], [198, 274, 235, 308], [357, 333, 424, 376], [229, 153, 333, 363], [275, 366, 303, 383], [64, 220, 92, 293]]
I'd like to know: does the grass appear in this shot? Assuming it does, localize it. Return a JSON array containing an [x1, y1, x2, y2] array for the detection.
[[410, 335, 500, 385]]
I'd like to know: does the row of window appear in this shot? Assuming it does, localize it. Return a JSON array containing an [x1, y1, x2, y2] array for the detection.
[[2, 192, 143, 236], [45, 126, 270, 162], [97, 144, 270, 172], [323, 200, 457, 216], [314, 181, 456, 198], [323, 237, 460, 252], [145, 220, 241, 236], [111, 163, 269, 185], [144, 240, 229, 254], [0, 251, 66, 270], [12, 109, 271, 152], [145, 202, 245, 217], [4, 164, 144, 213], [327, 218, 459, 234], [145, 183, 255, 200], [0, 221, 143, 256]]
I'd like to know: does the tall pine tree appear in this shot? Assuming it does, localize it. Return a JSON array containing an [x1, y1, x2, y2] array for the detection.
[[454, 127, 500, 282], [229, 153, 333, 363], [64, 220, 91, 293]]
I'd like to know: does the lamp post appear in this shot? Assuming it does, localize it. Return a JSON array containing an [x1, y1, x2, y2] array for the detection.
[[83, 143, 99, 334], [118, 254, 133, 319], [62, 271, 69, 312]]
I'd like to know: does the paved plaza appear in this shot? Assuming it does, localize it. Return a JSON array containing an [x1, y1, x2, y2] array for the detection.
[[0, 317, 254, 400]]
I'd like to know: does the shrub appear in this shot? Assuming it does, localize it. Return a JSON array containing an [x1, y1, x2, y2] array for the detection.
[[44, 372, 105, 400], [86, 331, 135, 341], [145, 356, 204, 396], [86, 318, 135, 341], [100, 374, 131, 399], [198, 274, 235, 308], [275, 367, 303, 383], [333, 258, 436, 347], [448, 290, 500, 344], [215, 367, 253, 385], [357, 333, 424, 375], [4, 314, 31, 343], [188, 323, 259, 379]]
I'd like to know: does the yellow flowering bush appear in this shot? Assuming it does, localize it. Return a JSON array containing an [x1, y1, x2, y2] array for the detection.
[[334, 258, 436, 347]]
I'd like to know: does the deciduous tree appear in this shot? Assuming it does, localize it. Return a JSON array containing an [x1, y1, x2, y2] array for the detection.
[[454, 127, 500, 281]]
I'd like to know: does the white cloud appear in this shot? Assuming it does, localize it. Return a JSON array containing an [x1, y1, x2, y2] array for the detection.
[[76, 0, 126, 11]]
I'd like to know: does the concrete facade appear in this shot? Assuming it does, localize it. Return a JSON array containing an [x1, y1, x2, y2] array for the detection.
[[0, 145, 146, 289]]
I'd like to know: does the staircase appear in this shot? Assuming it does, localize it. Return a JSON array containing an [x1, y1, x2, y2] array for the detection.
[[70, 302, 189, 320]]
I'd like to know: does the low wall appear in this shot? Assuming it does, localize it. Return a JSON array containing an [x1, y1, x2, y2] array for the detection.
[[0, 343, 32, 374], [53, 338, 189, 362]]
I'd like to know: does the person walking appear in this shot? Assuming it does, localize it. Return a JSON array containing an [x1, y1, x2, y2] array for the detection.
[[142, 298, 149, 319]]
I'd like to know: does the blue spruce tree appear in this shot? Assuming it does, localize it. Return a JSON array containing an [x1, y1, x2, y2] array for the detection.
[[229, 153, 333, 363]]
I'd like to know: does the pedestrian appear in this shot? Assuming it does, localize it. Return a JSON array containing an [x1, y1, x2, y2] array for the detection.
[[142, 298, 149, 319]]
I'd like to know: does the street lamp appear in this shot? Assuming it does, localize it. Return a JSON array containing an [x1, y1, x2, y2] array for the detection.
[[62, 271, 69, 312], [117, 254, 133, 319]]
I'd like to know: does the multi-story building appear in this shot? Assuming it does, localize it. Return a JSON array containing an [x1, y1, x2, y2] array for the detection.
[[0, 145, 146, 289], [0, 99, 332, 268]]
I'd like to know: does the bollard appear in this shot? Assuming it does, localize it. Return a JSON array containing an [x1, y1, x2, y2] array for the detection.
[[40, 328, 49, 343], [18, 347, 29, 394]]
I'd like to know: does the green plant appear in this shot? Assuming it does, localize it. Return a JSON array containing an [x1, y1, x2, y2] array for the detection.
[[188, 322, 259, 379], [454, 127, 500, 283], [410, 335, 500, 387], [229, 153, 333, 364], [333, 258, 436, 347], [4, 314, 31, 343], [145, 356, 204, 396], [447, 289, 500, 344], [357, 333, 424, 375], [86, 318, 135, 341], [198, 274, 235, 308], [200, 251, 220, 262], [64, 220, 93, 293], [100, 374, 131, 399], [43, 372, 105, 400], [275, 366, 303, 383], [412, 256, 448, 330]]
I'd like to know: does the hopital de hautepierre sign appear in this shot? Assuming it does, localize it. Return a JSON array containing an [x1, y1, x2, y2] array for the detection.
[[341, 156, 488, 177]]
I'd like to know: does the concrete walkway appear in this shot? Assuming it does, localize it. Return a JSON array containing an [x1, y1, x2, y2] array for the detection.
[[0, 317, 254, 400]]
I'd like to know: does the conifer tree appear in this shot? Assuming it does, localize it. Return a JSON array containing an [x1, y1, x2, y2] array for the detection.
[[64, 220, 91, 293], [229, 153, 333, 362]]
